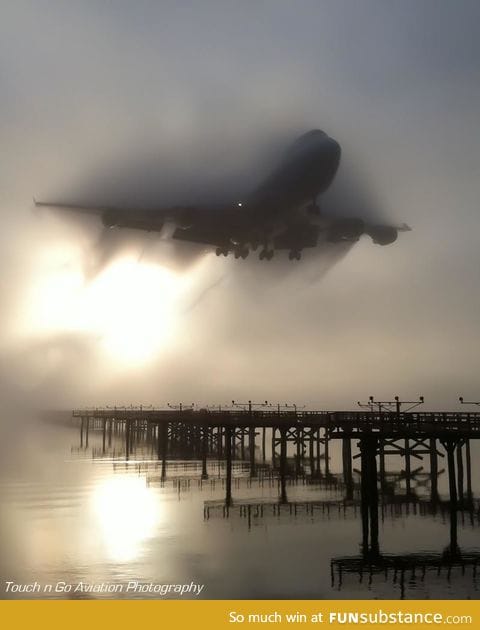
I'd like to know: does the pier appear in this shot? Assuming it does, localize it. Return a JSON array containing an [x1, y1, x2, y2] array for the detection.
[[71, 402, 479, 598], [72, 403, 478, 519]]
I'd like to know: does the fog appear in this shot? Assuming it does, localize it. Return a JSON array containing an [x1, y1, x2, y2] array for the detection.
[[1, 0, 480, 413]]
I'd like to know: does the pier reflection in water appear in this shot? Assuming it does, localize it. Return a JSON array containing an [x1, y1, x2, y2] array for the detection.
[[69, 406, 480, 599]]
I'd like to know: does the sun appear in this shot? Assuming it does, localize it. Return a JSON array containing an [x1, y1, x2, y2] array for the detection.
[[83, 258, 183, 365], [20, 248, 192, 367]]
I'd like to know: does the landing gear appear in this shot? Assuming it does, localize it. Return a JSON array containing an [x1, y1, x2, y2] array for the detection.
[[215, 246, 229, 257], [306, 198, 321, 215], [259, 249, 274, 261], [288, 250, 301, 261], [234, 246, 249, 259]]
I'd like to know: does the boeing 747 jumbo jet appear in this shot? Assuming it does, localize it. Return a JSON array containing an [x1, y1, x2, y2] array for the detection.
[[35, 130, 410, 261]]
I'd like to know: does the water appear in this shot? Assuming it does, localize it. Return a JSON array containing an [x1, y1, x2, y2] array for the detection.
[[0, 415, 479, 599]]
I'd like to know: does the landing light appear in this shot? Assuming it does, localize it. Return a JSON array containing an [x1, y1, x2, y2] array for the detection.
[[237, 202, 242, 207]]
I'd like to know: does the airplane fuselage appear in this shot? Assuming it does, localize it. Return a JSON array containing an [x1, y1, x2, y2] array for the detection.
[[35, 128, 409, 261]]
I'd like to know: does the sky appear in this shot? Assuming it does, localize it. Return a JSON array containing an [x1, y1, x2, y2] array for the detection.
[[1, 0, 479, 411]]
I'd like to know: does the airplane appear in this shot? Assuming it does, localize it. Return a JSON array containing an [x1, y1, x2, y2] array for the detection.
[[34, 129, 411, 261]]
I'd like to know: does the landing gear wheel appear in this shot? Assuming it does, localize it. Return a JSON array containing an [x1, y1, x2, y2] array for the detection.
[[305, 198, 321, 216], [234, 246, 249, 259]]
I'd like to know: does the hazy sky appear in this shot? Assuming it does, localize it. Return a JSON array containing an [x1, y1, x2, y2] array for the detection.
[[1, 1, 479, 411]]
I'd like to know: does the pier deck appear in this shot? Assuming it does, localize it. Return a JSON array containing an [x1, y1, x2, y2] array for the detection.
[[72, 408, 480, 439]]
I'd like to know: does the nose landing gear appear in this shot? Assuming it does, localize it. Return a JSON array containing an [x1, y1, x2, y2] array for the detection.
[[288, 250, 301, 261]]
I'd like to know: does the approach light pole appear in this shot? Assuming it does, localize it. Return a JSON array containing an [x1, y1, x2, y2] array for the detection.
[[167, 402, 195, 412], [358, 396, 424, 417], [231, 400, 269, 413], [459, 397, 480, 406]]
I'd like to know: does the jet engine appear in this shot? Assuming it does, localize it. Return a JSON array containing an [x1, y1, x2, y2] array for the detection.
[[366, 225, 398, 245], [102, 209, 120, 228], [178, 209, 196, 230], [326, 217, 365, 242]]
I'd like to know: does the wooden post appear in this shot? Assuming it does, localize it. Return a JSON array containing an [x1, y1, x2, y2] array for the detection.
[[430, 438, 438, 501], [342, 438, 353, 499], [360, 440, 370, 555], [457, 442, 464, 505], [157, 422, 168, 479], [125, 419, 131, 459], [324, 428, 330, 477], [309, 431, 315, 478], [217, 427, 223, 458], [316, 429, 321, 477], [271, 428, 276, 465], [465, 439, 472, 501], [379, 439, 386, 491], [225, 426, 233, 507], [444, 439, 458, 551], [404, 438, 411, 496], [295, 427, 302, 474], [102, 419, 106, 453], [280, 426, 288, 503], [369, 438, 379, 557], [201, 426, 208, 480], [249, 426, 256, 477]]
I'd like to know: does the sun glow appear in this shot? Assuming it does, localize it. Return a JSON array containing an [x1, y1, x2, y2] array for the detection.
[[91, 475, 162, 562], [22, 249, 192, 366]]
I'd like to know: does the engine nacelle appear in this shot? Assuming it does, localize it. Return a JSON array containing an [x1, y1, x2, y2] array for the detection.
[[177, 209, 196, 230], [102, 209, 120, 228], [326, 217, 365, 242], [367, 225, 398, 245]]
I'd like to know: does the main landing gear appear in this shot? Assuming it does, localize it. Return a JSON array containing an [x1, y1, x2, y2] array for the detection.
[[215, 246, 249, 259], [234, 246, 249, 259], [259, 249, 274, 261], [288, 250, 301, 261], [306, 199, 321, 215]]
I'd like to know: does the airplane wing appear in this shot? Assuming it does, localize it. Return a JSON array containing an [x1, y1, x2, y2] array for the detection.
[[33, 199, 221, 232], [172, 225, 231, 248]]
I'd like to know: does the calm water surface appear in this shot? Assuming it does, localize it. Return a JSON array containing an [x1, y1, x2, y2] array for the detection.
[[0, 416, 479, 599]]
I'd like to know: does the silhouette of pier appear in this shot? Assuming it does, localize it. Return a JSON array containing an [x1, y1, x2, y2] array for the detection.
[[73, 405, 478, 502], [72, 401, 479, 598]]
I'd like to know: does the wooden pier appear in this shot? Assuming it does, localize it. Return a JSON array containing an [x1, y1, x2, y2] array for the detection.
[[72, 403, 479, 597]]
